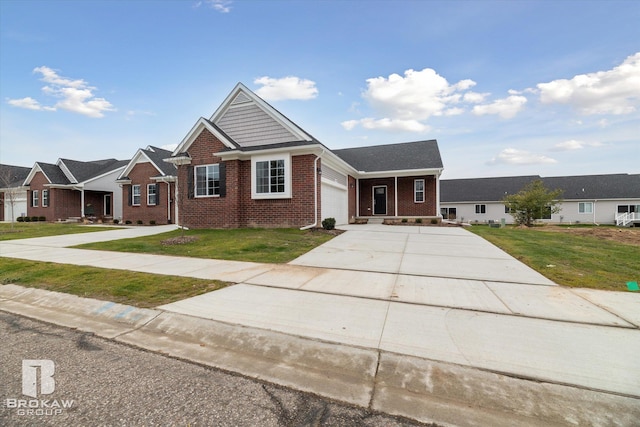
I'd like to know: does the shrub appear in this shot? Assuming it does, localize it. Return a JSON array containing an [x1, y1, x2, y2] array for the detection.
[[150, 220, 156, 225], [415, 218, 422, 224], [125, 220, 132, 225], [31, 216, 39, 222], [431, 218, 438, 225], [401, 218, 408, 223], [17, 216, 24, 222], [113, 219, 119, 225], [137, 220, 143, 225], [39, 216, 46, 222], [321, 217, 336, 230], [24, 216, 31, 222]]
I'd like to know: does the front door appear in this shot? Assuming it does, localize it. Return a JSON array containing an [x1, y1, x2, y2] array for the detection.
[[373, 186, 387, 215]]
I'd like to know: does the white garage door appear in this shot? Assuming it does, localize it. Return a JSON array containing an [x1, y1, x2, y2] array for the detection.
[[321, 180, 348, 225]]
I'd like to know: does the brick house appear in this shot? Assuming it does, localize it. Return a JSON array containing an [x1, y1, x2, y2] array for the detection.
[[22, 158, 128, 222], [164, 83, 444, 229], [116, 146, 176, 224]]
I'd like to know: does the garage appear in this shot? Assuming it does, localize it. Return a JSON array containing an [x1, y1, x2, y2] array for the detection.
[[321, 179, 348, 225]]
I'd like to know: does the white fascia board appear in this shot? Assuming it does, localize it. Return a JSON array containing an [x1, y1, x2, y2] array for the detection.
[[23, 163, 48, 186], [319, 151, 358, 176], [214, 144, 325, 160], [171, 117, 235, 156], [56, 159, 78, 184], [356, 167, 444, 179], [210, 83, 313, 143]]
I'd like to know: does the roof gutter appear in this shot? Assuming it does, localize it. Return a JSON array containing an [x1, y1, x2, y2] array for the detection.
[[300, 149, 325, 230]]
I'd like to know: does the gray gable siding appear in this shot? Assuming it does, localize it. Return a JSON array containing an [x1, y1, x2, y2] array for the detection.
[[215, 103, 299, 147]]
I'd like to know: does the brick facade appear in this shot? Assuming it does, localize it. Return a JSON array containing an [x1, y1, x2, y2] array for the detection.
[[176, 129, 319, 229], [122, 161, 175, 225], [358, 175, 437, 217]]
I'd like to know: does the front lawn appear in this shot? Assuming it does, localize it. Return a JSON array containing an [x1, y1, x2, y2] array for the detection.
[[0, 222, 117, 241], [74, 227, 334, 263], [468, 225, 640, 291], [0, 258, 227, 308]]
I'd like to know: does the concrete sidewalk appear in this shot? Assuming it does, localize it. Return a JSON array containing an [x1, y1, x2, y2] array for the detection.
[[1, 224, 639, 426]]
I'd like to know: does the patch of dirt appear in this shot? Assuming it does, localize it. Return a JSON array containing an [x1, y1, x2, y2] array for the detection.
[[536, 225, 640, 246], [311, 228, 345, 236], [161, 236, 199, 245]]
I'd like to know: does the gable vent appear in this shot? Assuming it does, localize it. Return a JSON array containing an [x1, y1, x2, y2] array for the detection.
[[231, 92, 251, 105]]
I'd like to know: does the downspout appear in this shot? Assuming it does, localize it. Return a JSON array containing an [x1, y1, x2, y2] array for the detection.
[[166, 181, 171, 223], [394, 176, 398, 217], [300, 149, 324, 230]]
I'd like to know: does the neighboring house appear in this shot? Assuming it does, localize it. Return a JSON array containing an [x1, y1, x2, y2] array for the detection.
[[440, 173, 640, 226], [116, 146, 176, 224], [0, 164, 30, 222], [23, 158, 128, 222], [165, 82, 444, 229]]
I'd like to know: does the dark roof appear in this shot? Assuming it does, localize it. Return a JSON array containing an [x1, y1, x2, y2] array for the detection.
[[332, 140, 443, 172], [441, 174, 640, 202], [143, 146, 176, 176], [0, 164, 31, 187], [37, 162, 71, 185], [60, 158, 127, 183], [542, 174, 640, 200]]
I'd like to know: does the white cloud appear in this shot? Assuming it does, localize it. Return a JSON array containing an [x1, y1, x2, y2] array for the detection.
[[342, 117, 430, 133], [7, 96, 55, 111], [550, 139, 604, 151], [7, 66, 115, 118], [254, 76, 318, 101], [362, 68, 477, 121], [195, 0, 232, 13], [472, 95, 527, 119], [536, 52, 640, 115], [487, 148, 557, 165]]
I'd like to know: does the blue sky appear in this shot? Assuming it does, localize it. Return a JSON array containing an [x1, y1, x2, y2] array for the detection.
[[1, 0, 638, 179]]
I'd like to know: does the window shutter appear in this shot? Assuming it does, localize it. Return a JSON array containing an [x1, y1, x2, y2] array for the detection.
[[29, 191, 33, 207], [219, 163, 226, 197], [127, 186, 132, 206], [155, 183, 161, 204], [187, 167, 194, 199]]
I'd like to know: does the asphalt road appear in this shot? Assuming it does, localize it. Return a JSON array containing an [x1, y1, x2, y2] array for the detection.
[[0, 312, 429, 427]]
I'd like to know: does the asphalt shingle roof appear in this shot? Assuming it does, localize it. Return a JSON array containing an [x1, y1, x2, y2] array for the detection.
[[441, 174, 640, 203], [60, 158, 127, 183], [333, 140, 443, 172], [0, 164, 31, 187], [143, 146, 176, 176], [37, 163, 71, 185]]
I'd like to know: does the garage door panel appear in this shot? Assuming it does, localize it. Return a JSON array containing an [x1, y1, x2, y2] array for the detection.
[[321, 182, 348, 225]]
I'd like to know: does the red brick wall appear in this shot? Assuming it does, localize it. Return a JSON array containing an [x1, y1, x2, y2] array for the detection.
[[122, 161, 175, 225], [176, 128, 319, 229], [358, 175, 437, 217], [27, 172, 81, 221]]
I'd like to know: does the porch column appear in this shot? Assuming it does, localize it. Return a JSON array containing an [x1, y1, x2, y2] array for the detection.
[[436, 173, 442, 218], [80, 189, 85, 217], [166, 182, 171, 223], [394, 176, 398, 217], [356, 178, 360, 218]]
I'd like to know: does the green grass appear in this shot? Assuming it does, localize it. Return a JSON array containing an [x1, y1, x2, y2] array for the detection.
[[75, 228, 334, 263], [0, 258, 227, 308], [0, 222, 117, 241], [468, 226, 640, 291]]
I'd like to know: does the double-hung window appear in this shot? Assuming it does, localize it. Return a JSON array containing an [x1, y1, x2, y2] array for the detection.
[[475, 204, 486, 214], [42, 190, 49, 207], [132, 185, 141, 206], [147, 184, 157, 205], [578, 202, 593, 214], [32, 190, 39, 207], [195, 164, 220, 197], [252, 155, 290, 199], [414, 179, 425, 203]]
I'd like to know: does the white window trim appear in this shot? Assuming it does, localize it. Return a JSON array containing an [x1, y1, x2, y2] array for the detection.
[[147, 184, 157, 206], [414, 179, 425, 203], [42, 189, 49, 207], [194, 164, 220, 198], [578, 202, 593, 214], [251, 153, 291, 199], [132, 185, 141, 206], [475, 204, 486, 214], [32, 190, 39, 207]]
